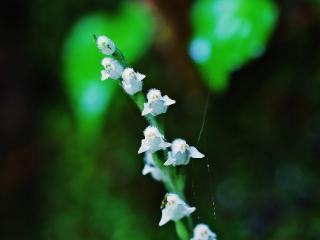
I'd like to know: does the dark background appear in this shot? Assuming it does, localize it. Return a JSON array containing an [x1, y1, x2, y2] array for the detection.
[[1, 0, 320, 239]]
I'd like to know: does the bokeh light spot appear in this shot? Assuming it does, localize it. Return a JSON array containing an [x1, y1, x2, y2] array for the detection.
[[189, 37, 212, 63]]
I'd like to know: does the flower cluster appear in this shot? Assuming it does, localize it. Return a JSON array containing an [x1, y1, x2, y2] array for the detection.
[[96, 35, 217, 239], [165, 138, 205, 166], [142, 89, 176, 116], [159, 193, 196, 226], [138, 126, 170, 154]]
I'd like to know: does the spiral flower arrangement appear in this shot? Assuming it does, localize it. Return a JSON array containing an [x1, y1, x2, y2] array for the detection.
[[95, 35, 217, 240]]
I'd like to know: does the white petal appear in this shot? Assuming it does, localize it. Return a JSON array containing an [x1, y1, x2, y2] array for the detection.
[[122, 81, 129, 87], [151, 169, 166, 182], [159, 208, 172, 226], [142, 103, 152, 116], [123, 80, 142, 95], [189, 146, 205, 158], [138, 140, 149, 154], [101, 57, 112, 67], [123, 86, 135, 96], [136, 72, 146, 81], [142, 164, 154, 175], [171, 204, 196, 221], [122, 80, 130, 89], [144, 153, 155, 165], [122, 67, 134, 81], [164, 152, 176, 166], [110, 68, 123, 79], [171, 139, 188, 155], [159, 141, 171, 149], [101, 70, 109, 81], [163, 95, 176, 106], [185, 206, 196, 215]]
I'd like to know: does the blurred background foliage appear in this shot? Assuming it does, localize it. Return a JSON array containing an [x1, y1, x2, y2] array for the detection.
[[0, 0, 320, 240], [190, 0, 278, 91]]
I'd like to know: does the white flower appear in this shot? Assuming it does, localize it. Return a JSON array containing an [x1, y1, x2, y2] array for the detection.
[[121, 68, 145, 95], [96, 35, 116, 55], [142, 153, 167, 182], [101, 57, 123, 80], [159, 193, 196, 226], [138, 126, 170, 154], [191, 224, 217, 240], [142, 89, 176, 116], [164, 139, 204, 166]]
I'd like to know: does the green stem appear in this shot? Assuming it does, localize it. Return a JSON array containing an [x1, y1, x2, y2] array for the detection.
[[175, 220, 189, 240]]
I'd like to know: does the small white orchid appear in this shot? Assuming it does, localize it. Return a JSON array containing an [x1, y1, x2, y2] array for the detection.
[[138, 126, 170, 154], [159, 193, 196, 226], [191, 224, 217, 240], [121, 67, 145, 95], [101, 57, 123, 80], [142, 153, 167, 182], [96, 35, 116, 55], [142, 89, 176, 116], [164, 139, 204, 166]]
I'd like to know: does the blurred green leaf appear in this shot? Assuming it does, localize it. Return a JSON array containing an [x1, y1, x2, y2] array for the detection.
[[190, 0, 278, 91], [62, 2, 154, 133]]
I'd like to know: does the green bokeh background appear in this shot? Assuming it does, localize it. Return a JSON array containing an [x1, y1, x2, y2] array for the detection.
[[1, 0, 320, 240]]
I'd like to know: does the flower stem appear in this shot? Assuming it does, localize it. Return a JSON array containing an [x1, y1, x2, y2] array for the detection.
[[175, 220, 189, 240]]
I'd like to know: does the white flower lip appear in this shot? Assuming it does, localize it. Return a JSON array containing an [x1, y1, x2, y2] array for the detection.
[[97, 35, 116, 55], [121, 67, 145, 95], [142, 89, 176, 116], [159, 193, 196, 226], [138, 126, 170, 154], [101, 57, 123, 80], [191, 223, 217, 240], [142, 153, 167, 182], [164, 138, 205, 166]]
